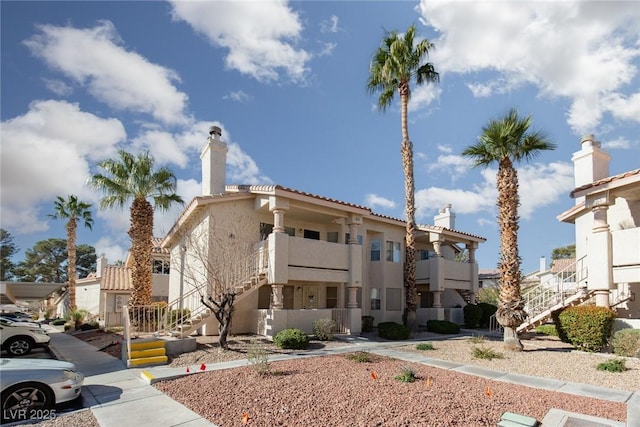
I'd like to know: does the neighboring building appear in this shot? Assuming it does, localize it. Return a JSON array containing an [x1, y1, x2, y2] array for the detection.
[[76, 238, 171, 326], [161, 126, 486, 337], [557, 134, 640, 328]]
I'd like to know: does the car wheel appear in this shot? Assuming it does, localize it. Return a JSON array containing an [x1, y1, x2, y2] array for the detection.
[[5, 336, 33, 356], [1, 382, 54, 423]]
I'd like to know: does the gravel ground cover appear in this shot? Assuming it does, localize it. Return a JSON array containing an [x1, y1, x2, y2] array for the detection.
[[18, 330, 637, 426]]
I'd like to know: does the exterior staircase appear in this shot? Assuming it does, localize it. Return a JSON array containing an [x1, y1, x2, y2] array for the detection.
[[516, 256, 590, 334], [124, 338, 168, 368], [166, 248, 269, 338]]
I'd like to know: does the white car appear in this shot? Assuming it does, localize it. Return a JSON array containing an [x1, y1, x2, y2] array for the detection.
[[0, 358, 84, 424], [0, 321, 50, 357], [0, 316, 41, 328]]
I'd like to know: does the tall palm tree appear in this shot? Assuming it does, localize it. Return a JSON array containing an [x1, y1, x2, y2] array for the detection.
[[463, 108, 556, 350], [367, 24, 439, 332], [49, 195, 93, 311], [88, 150, 183, 306]]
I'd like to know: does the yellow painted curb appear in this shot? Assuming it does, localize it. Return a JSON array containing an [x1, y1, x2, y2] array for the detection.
[[129, 355, 168, 367], [130, 348, 166, 359], [129, 340, 165, 351], [140, 370, 155, 381]]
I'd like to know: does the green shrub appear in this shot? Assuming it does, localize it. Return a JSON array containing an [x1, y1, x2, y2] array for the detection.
[[51, 318, 66, 326], [426, 320, 461, 334], [596, 358, 627, 373], [78, 321, 100, 331], [345, 351, 372, 363], [416, 343, 434, 351], [551, 308, 570, 343], [472, 346, 504, 360], [361, 315, 375, 333], [377, 322, 410, 340], [312, 318, 336, 341], [612, 328, 640, 358], [68, 309, 89, 328], [463, 304, 483, 328], [558, 305, 616, 352], [247, 340, 271, 375], [273, 328, 309, 349], [535, 324, 558, 336], [478, 302, 498, 328], [394, 366, 417, 383]]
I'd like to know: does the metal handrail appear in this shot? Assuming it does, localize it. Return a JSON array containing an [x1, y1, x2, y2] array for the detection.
[[522, 256, 587, 316]]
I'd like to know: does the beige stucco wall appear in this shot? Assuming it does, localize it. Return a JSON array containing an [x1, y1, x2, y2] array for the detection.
[[76, 282, 101, 315]]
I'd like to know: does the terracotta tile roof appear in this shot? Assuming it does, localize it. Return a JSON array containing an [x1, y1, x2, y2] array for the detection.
[[550, 258, 576, 273], [571, 168, 640, 197], [101, 265, 132, 291], [166, 184, 486, 244]]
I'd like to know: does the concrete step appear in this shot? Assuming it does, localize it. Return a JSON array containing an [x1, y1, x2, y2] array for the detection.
[[130, 347, 166, 359], [128, 355, 168, 368]]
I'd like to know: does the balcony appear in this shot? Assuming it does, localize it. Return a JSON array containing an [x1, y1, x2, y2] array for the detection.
[[267, 234, 360, 284], [416, 257, 477, 291], [612, 227, 640, 283]]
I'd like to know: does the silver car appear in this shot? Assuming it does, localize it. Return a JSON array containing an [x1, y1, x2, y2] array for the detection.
[[0, 358, 84, 424]]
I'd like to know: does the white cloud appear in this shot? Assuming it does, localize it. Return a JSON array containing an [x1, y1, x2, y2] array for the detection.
[[416, 162, 574, 223], [427, 153, 474, 178], [409, 84, 441, 112], [602, 136, 633, 150], [0, 100, 125, 233], [365, 194, 397, 210], [417, 0, 640, 134], [43, 78, 72, 96], [227, 143, 273, 185], [170, 1, 311, 83], [320, 15, 340, 34], [24, 21, 190, 125], [317, 42, 337, 57], [223, 90, 253, 103], [93, 236, 128, 264]]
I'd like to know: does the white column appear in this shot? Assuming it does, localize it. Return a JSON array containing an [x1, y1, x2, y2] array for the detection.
[[432, 291, 442, 308], [347, 287, 358, 308], [587, 203, 612, 308], [272, 209, 285, 233], [271, 284, 284, 309]]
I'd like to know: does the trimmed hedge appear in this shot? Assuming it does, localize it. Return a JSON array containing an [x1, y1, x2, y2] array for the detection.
[[361, 316, 375, 333], [463, 304, 482, 328], [557, 305, 616, 352], [612, 328, 640, 358], [426, 320, 460, 334], [377, 322, 410, 340], [478, 302, 498, 328], [273, 328, 309, 349]]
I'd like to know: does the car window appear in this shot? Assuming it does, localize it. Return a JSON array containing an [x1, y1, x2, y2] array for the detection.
[[0, 318, 13, 326]]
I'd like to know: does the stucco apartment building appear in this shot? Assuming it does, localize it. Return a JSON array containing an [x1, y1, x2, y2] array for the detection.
[[75, 238, 171, 326], [558, 134, 640, 328], [161, 127, 485, 337]]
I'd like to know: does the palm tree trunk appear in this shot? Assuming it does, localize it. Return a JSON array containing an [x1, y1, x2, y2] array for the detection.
[[67, 218, 77, 312], [400, 85, 418, 332], [495, 158, 526, 351], [129, 197, 154, 306]]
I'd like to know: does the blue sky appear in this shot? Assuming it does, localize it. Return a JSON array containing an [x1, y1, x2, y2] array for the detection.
[[1, 1, 639, 275]]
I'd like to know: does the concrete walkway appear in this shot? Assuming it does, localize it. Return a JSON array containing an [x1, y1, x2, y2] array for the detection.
[[47, 331, 639, 427]]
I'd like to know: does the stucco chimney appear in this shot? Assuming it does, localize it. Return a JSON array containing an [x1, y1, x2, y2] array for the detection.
[[96, 254, 107, 278], [539, 256, 546, 275], [434, 204, 456, 229], [200, 125, 228, 196], [571, 134, 610, 192]]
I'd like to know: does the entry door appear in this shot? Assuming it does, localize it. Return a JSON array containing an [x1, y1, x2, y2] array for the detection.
[[303, 286, 318, 309]]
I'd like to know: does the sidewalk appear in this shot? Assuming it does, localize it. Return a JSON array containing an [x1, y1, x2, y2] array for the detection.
[[48, 331, 215, 426], [49, 331, 639, 427]]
